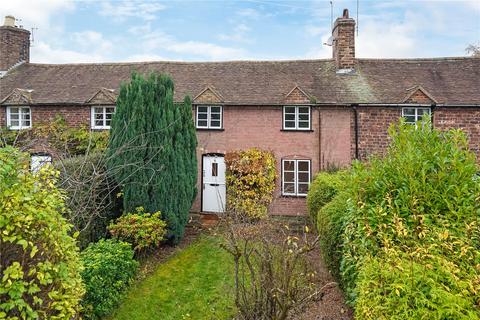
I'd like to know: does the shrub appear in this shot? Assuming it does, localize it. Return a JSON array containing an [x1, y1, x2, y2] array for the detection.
[[316, 193, 349, 281], [225, 148, 276, 219], [339, 119, 480, 317], [222, 220, 325, 320], [56, 153, 122, 249], [0, 115, 109, 156], [80, 239, 139, 319], [0, 146, 84, 319], [307, 171, 345, 226], [108, 207, 167, 253]]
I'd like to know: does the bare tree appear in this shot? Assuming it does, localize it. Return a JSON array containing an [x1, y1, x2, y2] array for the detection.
[[466, 44, 480, 57], [220, 213, 335, 320]]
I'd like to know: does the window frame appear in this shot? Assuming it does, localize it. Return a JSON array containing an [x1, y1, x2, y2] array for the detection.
[[401, 107, 431, 125], [281, 159, 311, 197], [282, 106, 311, 131], [196, 105, 223, 130], [30, 153, 52, 173], [91, 105, 115, 130], [6, 106, 32, 130]]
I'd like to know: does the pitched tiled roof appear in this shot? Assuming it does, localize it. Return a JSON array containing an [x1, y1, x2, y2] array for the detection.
[[0, 57, 479, 105]]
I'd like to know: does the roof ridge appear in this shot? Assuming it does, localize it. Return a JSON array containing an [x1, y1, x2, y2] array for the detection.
[[23, 58, 334, 67], [358, 56, 479, 62]]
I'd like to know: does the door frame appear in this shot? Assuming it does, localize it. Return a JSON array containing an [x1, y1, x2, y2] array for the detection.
[[201, 153, 225, 213]]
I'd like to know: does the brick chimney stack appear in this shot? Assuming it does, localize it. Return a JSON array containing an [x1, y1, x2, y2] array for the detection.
[[332, 9, 355, 72], [0, 16, 30, 75]]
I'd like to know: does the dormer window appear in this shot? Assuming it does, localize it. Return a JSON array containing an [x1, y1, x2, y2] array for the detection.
[[6, 106, 31, 130], [196, 105, 223, 129], [91, 106, 115, 130], [283, 106, 310, 130]]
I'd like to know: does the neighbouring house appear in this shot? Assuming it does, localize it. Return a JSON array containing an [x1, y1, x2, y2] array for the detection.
[[1, 10, 479, 217]]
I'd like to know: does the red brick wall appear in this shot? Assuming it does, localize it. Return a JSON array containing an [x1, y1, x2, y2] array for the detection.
[[193, 105, 321, 216], [356, 107, 401, 160], [319, 108, 353, 169], [1, 105, 91, 128], [31, 105, 90, 127], [434, 108, 480, 159], [0, 106, 5, 127]]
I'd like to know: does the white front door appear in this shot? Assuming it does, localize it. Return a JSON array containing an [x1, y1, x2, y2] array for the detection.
[[202, 155, 226, 213]]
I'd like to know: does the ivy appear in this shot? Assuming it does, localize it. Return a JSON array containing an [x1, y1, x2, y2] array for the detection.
[[0, 115, 109, 156]]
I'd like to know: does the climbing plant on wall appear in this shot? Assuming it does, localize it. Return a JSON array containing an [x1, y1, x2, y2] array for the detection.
[[225, 148, 276, 219]]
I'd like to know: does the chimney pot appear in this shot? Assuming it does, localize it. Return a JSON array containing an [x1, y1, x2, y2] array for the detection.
[[4, 15, 15, 27], [343, 9, 349, 19]]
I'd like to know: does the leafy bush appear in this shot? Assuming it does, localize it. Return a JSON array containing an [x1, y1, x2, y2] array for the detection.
[[108, 207, 167, 253], [0, 115, 109, 155], [56, 153, 122, 249], [81, 239, 139, 319], [316, 193, 349, 281], [343, 120, 479, 317], [308, 119, 480, 318], [307, 171, 345, 226], [0, 146, 84, 319], [225, 148, 276, 219]]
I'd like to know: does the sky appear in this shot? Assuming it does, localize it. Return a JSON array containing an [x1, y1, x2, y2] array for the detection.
[[1, 0, 479, 63]]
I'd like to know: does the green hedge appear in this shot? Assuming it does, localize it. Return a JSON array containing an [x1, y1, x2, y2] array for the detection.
[[306, 171, 345, 226], [316, 192, 349, 281], [309, 119, 480, 318], [80, 239, 139, 319]]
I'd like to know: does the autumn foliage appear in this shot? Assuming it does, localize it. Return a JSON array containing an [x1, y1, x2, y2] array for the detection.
[[225, 148, 276, 219]]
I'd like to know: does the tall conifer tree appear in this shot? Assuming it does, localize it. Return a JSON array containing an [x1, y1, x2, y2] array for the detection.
[[107, 73, 197, 242]]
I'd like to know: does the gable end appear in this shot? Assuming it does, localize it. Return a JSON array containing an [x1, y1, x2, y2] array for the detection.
[[86, 88, 117, 104], [403, 85, 438, 104], [193, 86, 224, 104], [1, 88, 33, 105], [284, 86, 312, 104]]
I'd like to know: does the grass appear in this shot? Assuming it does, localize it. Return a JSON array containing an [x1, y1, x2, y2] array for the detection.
[[109, 235, 236, 320]]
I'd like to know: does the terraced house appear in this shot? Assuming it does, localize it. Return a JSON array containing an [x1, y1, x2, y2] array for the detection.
[[1, 10, 479, 217]]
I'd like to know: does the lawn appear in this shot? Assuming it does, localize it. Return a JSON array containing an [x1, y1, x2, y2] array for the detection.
[[109, 236, 236, 320]]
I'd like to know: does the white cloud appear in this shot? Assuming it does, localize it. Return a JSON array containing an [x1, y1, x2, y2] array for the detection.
[[100, 0, 166, 21], [134, 28, 247, 60], [0, 0, 74, 27], [218, 23, 252, 43], [356, 16, 418, 58], [32, 41, 108, 63], [71, 31, 113, 53]]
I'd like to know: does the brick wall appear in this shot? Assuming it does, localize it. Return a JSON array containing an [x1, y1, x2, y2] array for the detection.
[[319, 108, 353, 169], [0, 106, 5, 127], [356, 107, 401, 160], [192, 105, 321, 216], [434, 107, 480, 159], [0, 26, 30, 71], [31, 105, 90, 127]]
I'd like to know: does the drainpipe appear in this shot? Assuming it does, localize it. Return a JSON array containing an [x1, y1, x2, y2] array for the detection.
[[431, 103, 437, 128], [352, 104, 359, 160]]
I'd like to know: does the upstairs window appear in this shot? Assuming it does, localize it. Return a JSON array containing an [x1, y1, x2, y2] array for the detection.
[[91, 106, 115, 129], [196, 105, 222, 129], [7, 106, 31, 130], [402, 107, 431, 125], [282, 159, 311, 196], [283, 106, 310, 130]]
